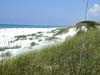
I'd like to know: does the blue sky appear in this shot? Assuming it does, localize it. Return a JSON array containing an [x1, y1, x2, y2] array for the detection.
[[0, 0, 100, 26]]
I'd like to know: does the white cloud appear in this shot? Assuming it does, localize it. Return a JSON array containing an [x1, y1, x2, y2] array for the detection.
[[88, 4, 100, 17]]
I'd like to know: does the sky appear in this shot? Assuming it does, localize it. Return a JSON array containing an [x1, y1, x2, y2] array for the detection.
[[0, 0, 100, 26]]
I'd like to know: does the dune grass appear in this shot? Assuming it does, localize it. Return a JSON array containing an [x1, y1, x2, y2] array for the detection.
[[0, 51, 11, 57], [75, 21, 100, 29], [0, 46, 20, 51], [0, 29, 100, 75], [54, 28, 69, 36]]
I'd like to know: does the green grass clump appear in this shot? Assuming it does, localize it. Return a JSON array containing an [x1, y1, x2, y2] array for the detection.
[[52, 28, 69, 36], [15, 35, 27, 40], [0, 51, 11, 57], [46, 36, 59, 41], [0, 29, 100, 75], [75, 21, 100, 29], [0, 46, 20, 51], [0, 47, 4, 51], [31, 42, 37, 46], [29, 37, 33, 40]]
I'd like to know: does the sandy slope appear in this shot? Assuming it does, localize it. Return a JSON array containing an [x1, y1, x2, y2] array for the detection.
[[0, 27, 80, 60]]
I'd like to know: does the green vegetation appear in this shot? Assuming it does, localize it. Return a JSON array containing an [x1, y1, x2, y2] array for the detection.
[[54, 28, 69, 36], [14, 33, 37, 41], [0, 51, 11, 57], [31, 33, 36, 36], [37, 32, 42, 34], [15, 35, 27, 40], [0, 21, 100, 75], [0, 47, 4, 51], [75, 20, 100, 29], [46, 36, 59, 41], [31, 42, 37, 46], [0, 28, 100, 75], [35, 34, 43, 39], [29, 37, 33, 40], [0, 46, 20, 51], [38, 39, 42, 42]]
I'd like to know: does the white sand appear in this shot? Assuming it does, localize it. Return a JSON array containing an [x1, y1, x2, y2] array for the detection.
[[81, 26, 88, 32], [56, 28, 79, 41], [0, 27, 79, 60]]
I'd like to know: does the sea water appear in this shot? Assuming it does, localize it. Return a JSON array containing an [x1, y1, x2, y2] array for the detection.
[[0, 24, 66, 28]]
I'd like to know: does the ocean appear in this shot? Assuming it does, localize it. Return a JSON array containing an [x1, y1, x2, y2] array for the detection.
[[0, 24, 66, 28]]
